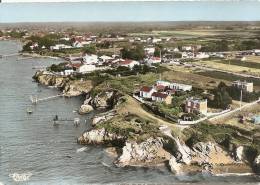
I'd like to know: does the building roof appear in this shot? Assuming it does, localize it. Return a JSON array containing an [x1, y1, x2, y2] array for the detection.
[[71, 63, 82, 68], [140, 86, 153, 93], [156, 85, 166, 91], [119, 59, 134, 65], [152, 57, 161, 60], [151, 92, 168, 99]]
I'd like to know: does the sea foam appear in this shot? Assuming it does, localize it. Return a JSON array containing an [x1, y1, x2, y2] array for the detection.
[[9, 172, 32, 182], [76, 146, 87, 153]]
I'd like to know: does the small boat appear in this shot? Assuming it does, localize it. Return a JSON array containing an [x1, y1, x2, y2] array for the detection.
[[26, 108, 33, 114], [74, 118, 80, 127]]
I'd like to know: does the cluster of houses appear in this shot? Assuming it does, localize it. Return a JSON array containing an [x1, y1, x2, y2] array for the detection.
[[59, 53, 143, 75], [138, 80, 208, 115]]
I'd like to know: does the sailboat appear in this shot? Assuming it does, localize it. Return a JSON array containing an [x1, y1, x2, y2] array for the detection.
[[26, 107, 33, 114]]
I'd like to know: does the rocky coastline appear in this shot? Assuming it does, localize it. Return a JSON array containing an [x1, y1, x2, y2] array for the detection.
[[33, 70, 260, 176]]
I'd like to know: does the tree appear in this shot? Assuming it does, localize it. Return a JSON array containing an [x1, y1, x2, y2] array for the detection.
[[209, 82, 232, 109], [22, 41, 33, 52], [201, 40, 229, 52], [0, 30, 3, 37], [82, 45, 96, 54], [121, 44, 145, 60], [154, 47, 161, 57]]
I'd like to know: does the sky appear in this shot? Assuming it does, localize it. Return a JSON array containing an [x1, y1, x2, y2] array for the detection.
[[0, 1, 260, 22]]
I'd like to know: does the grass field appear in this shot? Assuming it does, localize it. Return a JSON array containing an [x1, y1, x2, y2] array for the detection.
[[245, 56, 260, 64], [195, 70, 260, 90], [208, 59, 260, 69], [194, 60, 260, 76], [164, 64, 232, 88]]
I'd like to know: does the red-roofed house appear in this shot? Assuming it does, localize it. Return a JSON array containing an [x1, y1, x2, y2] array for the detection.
[[67, 62, 82, 69], [118, 59, 139, 69], [151, 92, 172, 105], [139, 86, 156, 99]]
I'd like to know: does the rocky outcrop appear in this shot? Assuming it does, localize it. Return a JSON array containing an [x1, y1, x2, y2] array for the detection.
[[92, 110, 117, 126], [77, 128, 125, 145], [115, 137, 171, 167], [253, 155, 260, 173], [169, 156, 182, 174], [233, 146, 245, 162], [173, 138, 192, 165], [191, 142, 234, 166], [79, 104, 94, 114], [63, 80, 93, 97], [91, 90, 122, 109], [34, 71, 67, 88], [33, 70, 93, 97]]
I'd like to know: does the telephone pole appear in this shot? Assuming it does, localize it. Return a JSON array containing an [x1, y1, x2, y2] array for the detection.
[[240, 89, 243, 110]]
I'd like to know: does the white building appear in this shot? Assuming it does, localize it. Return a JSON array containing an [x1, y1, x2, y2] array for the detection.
[[64, 69, 74, 76], [73, 41, 83, 48], [232, 80, 253, 93], [29, 43, 39, 50], [156, 80, 171, 87], [50, 44, 72, 50], [173, 48, 180, 52], [60, 37, 70, 41], [139, 86, 157, 99], [185, 97, 207, 115], [253, 49, 260, 55], [195, 52, 209, 59], [144, 47, 155, 55], [118, 60, 139, 69], [78, 64, 96, 74], [169, 82, 192, 91], [182, 52, 195, 59], [83, 54, 98, 65], [182, 46, 193, 51], [148, 57, 161, 64], [99, 55, 113, 62], [152, 38, 162, 43]]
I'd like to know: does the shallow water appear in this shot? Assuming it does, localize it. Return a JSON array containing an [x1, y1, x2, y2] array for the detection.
[[0, 41, 259, 184]]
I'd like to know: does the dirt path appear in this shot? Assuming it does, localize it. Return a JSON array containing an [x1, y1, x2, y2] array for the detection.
[[118, 95, 187, 134]]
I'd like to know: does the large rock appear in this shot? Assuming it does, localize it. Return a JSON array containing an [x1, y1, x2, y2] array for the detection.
[[253, 155, 260, 173], [92, 110, 117, 126], [79, 104, 93, 114], [169, 156, 182, 174], [34, 71, 67, 88], [234, 146, 244, 162], [91, 90, 120, 109], [173, 138, 192, 165], [78, 128, 125, 145], [115, 137, 170, 167], [192, 142, 234, 166], [63, 80, 93, 97], [34, 71, 93, 96]]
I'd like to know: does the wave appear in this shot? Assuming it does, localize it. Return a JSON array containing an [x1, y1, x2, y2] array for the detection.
[[101, 162, 111, 167], [76, 146, 88, 153], [9, 172, 32, 182], [214, 172, 254, 177], [0, 182, 5, 185]]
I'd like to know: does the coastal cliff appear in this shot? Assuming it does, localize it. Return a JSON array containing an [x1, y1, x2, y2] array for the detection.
[[33, 70, 260, 175], [77, 102, 258, 175], [33, 71, 93, 97]]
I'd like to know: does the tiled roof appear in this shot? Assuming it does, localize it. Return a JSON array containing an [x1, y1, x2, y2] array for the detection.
[[119, 59, 133, 65], [151, 92, 168, 99], [140, 86, 153, 92]]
